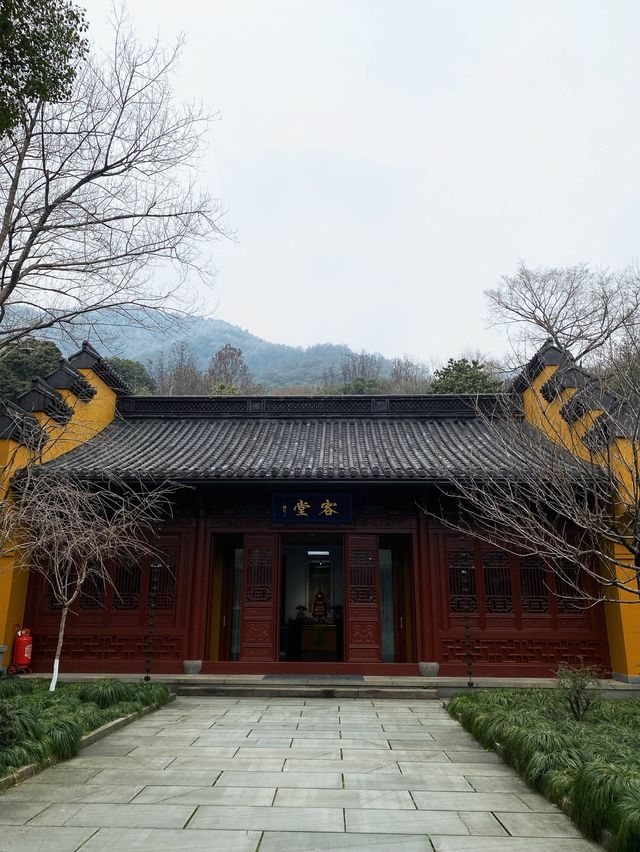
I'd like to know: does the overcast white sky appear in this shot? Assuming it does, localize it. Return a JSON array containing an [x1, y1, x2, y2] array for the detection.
[[82, 1, 640, 362]]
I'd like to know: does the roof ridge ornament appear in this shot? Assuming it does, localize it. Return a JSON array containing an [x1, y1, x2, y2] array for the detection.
[[17, 377, 73, 425], [67, 341, 131, 395]]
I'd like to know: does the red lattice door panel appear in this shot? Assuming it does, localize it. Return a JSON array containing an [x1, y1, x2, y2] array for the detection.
[[345, 534, 381, 662], [239, 534, 278, 661]]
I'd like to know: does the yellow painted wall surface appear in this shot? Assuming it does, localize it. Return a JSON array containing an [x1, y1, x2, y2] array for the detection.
[[523, 362, 640, 679], [0, 368, 117, 668]]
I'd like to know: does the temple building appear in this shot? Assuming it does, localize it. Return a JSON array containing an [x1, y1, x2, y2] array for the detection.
[[0, 341, 637, 681]]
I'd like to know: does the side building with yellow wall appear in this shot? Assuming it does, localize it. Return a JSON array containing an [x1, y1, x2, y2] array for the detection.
[[0, 343, 123, 670], [515, 340, 640, 682]]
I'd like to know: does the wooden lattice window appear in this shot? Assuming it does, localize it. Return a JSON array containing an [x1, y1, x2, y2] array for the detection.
[[79, 574, 106, 611], [448, 549, 477, 613], [556, 563, 583, 613], [349, 549, 377, 604], [149, 550, 177, 611], [483, 551, 513, 613], [519, 555, 550, 613], [113, 562, 141, 611], [46, 585, 63, 610], [245, 548, 273, 603]]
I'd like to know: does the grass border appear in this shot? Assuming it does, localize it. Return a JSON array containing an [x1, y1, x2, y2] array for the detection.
[[0, 692, 176, 793]]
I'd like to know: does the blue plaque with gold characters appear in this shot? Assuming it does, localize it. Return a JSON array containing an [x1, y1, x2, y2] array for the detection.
[[272, 494, 352, 524]]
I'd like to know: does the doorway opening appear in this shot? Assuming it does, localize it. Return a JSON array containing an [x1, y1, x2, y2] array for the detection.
[[209, 534, 243, 661], [379, 534, 416, 663], [279, 535, 344, 662]]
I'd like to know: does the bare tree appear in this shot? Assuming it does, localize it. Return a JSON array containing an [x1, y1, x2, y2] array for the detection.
[[340, 350, 384, 384], [206, 344, 255, 394], [387, 355, 431, 394], [486, 263, 640, 364], [421, 352, 640, 605], [0, 452, 175, 689], [149, 341, 206, 395], [0, 10, 222, 352]]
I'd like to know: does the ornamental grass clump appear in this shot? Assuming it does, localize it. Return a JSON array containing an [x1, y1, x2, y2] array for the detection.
[[77, 678, 131, 709], [448, 687, 640, 852], [0, 678, 170, 777]]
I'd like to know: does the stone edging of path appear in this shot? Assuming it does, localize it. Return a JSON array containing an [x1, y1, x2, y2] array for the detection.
[[0, 692, 176, 794]]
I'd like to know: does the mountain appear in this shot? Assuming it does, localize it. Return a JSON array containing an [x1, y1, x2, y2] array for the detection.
[[55, 312, 392, 390]]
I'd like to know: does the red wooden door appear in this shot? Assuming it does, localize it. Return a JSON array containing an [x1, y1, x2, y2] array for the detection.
[[239, 534, 278, 661], [345, 534, 381, 662]]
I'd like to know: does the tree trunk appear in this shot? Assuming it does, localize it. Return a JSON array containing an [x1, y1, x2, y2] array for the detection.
[[49, 605, 69, 692]]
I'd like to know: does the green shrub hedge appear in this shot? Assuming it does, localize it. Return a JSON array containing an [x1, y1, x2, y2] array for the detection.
[[448, 689, 640, 852], [0, 678, 170, 776]]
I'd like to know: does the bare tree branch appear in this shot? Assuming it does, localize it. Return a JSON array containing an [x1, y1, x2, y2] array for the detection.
[[486, 263, 640, 364], [0, 9, 224, 352]]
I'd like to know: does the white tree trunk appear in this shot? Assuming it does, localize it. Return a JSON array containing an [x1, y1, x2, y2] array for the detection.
[[49, 605, 68, 692]]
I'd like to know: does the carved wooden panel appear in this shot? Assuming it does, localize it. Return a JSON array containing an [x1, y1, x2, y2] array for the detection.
[[345, 534, 380, 662], [33, 633, 183, 660], [439, 637, 607, 667], [239, 534, 278, 660], [431, 529, 610, 674], [25, 527, 193, 671]]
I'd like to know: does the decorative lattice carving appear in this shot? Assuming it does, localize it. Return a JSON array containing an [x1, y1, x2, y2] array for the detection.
[[520, 554, 551, 614], [245, 547, 273, 603], [33, 634, 183, 660], [483, 551, 513, 614], [349, 550, 376, 604], [440, 637, 606, 666], [448, 549, 477, 613], [113, 563, 141, 611]]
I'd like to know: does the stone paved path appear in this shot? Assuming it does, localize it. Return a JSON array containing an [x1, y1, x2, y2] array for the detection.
[[0, 696, 601, 851]]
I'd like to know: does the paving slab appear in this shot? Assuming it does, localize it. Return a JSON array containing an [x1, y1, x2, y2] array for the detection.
[[495, 811, 586, 838], [411, 791, 533, 811], [90, 768, 221, 786], [464, 775, 531, 793], [62, 802, 196, 829], [133, 784, 275, 805], [0, 800, 49, 824], [0, 784, 144, 804], [274, 788, 415, 809], [459, 810, 508, 835], [188, 804, 344, 832], [345, 808, 469, 834], [216, 771, 342, 789], [260, 832, 433, 850], [430, 838, 601, 851], [344, 773, 474, 792], [79, 827, 261, 850], [0, 826, 97, 851]]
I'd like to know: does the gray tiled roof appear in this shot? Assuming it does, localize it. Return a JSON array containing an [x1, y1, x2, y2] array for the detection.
[[44, 395, 555, 481]]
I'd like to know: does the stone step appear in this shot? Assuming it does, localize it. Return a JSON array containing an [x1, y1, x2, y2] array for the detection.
[[175, 684, 439, 699]]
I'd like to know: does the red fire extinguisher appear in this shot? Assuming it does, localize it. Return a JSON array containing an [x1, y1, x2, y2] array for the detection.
[[8, 625, 32, 675]]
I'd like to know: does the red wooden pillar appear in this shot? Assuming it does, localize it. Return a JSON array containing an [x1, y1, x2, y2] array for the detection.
[[239, 533, 279, 661], [186, 509, 210, 662], [345, 534, 381, 662], [418, 514, 437, 663]]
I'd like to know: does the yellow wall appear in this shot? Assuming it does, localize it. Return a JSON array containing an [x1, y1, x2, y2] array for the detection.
[[0, 368, 117, 668], [522, 361, 640, 680]]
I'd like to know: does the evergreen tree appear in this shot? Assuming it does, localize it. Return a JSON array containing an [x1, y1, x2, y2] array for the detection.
[[0, 338, 62, 401], [0, 0, 88, 134], [207, 344, 254, 394], [104, 357, 156, 395], [430, 357, 501, 394]]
